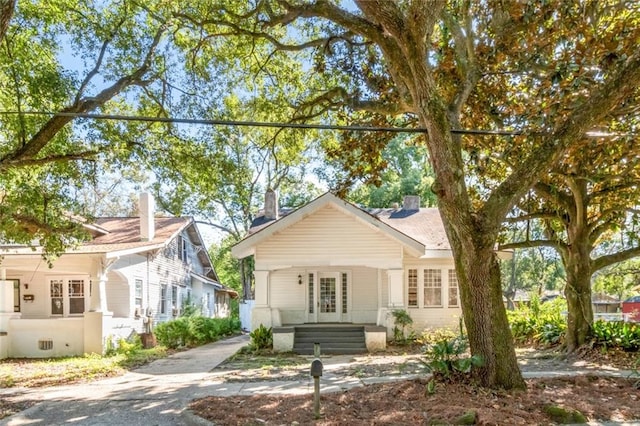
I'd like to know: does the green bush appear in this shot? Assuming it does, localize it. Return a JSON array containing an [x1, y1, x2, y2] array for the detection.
[[154, 316, 241, 349], [592, 321, 640, 351], [105, 334, 143, 356], [507, 295, 567, 345], [390, 309, 415, 344], [249, 324, 273, 351]]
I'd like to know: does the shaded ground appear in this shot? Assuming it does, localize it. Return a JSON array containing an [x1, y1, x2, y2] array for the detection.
[[190, 376, 640, 425], [191, 345, 640, 425]]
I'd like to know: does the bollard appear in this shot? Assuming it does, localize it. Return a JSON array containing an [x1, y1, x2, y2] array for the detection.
[[310, 344, 323, 419]]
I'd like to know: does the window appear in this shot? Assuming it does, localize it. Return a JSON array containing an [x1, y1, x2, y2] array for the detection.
[[308, 273, 314, 314], [407, 269, 418, 307], [68, 279, 85, 314], [423, 269, 442, 307], [160, 284, 167, 314], [172, 285, 179, 309], [50, 279, 64, 315], [448, 269, 459, 307], [49, 277, 87, 316], [134, 279, 143, 309], [178, 236, 188, 261]]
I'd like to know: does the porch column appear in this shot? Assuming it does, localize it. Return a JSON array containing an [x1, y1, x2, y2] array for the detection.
[[89, 273, 108, 313], [387, 269, 404, 308], [254, 270, 270, 307], [251, 270, 274, 330]]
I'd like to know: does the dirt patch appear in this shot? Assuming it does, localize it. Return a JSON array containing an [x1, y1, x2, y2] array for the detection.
[[190, 375, 640, 425], [192, 345, 640, 425]]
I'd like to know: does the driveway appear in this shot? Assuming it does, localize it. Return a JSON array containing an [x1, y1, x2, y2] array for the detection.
[[0, 335, 249, 426]]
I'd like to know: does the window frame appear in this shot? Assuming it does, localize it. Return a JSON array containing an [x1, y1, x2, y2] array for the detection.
[[160, 284, 167, 315], [48, 276, 88, 317], [448, 269, 459, 307]]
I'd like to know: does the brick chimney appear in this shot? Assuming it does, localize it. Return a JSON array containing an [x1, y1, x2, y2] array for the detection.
[[403, 195, 420, 211], [139, 192, 155, 241], [264, 189, 279, 220]]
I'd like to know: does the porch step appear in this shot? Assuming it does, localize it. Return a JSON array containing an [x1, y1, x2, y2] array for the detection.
[[293, 325, 367, 355]]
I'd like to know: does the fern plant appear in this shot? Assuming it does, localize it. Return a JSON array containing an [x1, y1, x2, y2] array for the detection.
[[422, 335, 483, 393]]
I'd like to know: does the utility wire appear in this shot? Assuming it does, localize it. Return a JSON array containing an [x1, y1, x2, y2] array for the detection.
[[0, 111, 525, 136], [1, 111, 631, 138]]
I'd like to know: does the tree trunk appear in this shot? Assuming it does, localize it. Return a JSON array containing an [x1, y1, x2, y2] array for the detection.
[[563, 247, 594, 352], [447, 222, 526, 389]]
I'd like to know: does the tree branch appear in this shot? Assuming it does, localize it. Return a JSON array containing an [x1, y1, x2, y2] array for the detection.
[[593, 246, 640, 271]]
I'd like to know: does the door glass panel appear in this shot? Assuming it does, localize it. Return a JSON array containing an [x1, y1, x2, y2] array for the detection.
[[308, 274, 314, 314], [50, 279, 64, 315], [320, 277, 336, 313]]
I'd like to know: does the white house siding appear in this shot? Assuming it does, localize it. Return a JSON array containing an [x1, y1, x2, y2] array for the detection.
[[105, 271, 130, 318], [270, 269, 306, 324], [350, 267, 378, 323], [255, 204, 403, 269], [9, 318, 84, 358]]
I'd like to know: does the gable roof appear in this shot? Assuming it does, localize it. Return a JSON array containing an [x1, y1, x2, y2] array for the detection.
[[0, 216, 220, 282], [232, 192, 450, 259]]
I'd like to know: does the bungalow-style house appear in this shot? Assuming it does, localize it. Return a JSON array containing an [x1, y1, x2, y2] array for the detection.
[[232, 191, 503, 353], [0, 193, 237, 359]]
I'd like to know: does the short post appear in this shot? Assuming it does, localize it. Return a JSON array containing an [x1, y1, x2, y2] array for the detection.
[[310, 343, 323, 420]]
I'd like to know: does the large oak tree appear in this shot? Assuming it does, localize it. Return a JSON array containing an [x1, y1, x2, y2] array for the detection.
[[502, 136, 640, 351], [174, 1, 640, 389]]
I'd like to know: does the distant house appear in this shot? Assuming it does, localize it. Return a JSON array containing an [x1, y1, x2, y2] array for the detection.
[[0, 194, 237, 359], [232, 191, 511, 353]]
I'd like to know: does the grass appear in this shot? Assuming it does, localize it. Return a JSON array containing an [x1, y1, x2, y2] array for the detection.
[[0, 346, 168, 388]]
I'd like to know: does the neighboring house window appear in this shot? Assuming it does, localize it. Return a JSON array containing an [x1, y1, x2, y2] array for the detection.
[[448, 269, 459, 307], [178, 236, 188, 262], [308, 273, 314, 314], [160, 284, 167, 314], [423, 269, 442, 307], [407, 269, 418, 307], [134, 279, 143, 310], [50, 277, 87, 316], [172, 285, 179, 314]]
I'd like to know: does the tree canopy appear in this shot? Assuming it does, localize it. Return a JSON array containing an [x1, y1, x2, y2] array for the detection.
[[2, 0, 640, 390]]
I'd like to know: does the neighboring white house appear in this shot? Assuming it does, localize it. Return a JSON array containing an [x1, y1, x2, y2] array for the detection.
[[232, 191, 506, 351], [0, 193, 237, 359]]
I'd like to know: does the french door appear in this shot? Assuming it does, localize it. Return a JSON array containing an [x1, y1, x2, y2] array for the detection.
[[308, 272, 349, 322]]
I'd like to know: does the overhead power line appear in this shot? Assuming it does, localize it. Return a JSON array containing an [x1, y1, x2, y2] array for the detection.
[[0, 111, 633, 138], [0, 111, 524, 136]]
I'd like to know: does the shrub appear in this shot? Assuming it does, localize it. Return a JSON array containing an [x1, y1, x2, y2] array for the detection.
[[507, 295, 567, 346], [390, 309, 414, 344], [592, 320, 640, 351], [249, 324, 273, 351], [416, 327, 458, 346], [105, 334, 142, 356], [154, 316, 241, 349]]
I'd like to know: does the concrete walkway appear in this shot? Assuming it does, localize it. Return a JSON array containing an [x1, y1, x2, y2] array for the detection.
[[0, 334, 250, 426], [1, 335, 636, 426]]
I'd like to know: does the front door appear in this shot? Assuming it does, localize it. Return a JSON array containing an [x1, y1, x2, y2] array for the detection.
[[317, 272, 340, 322]]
